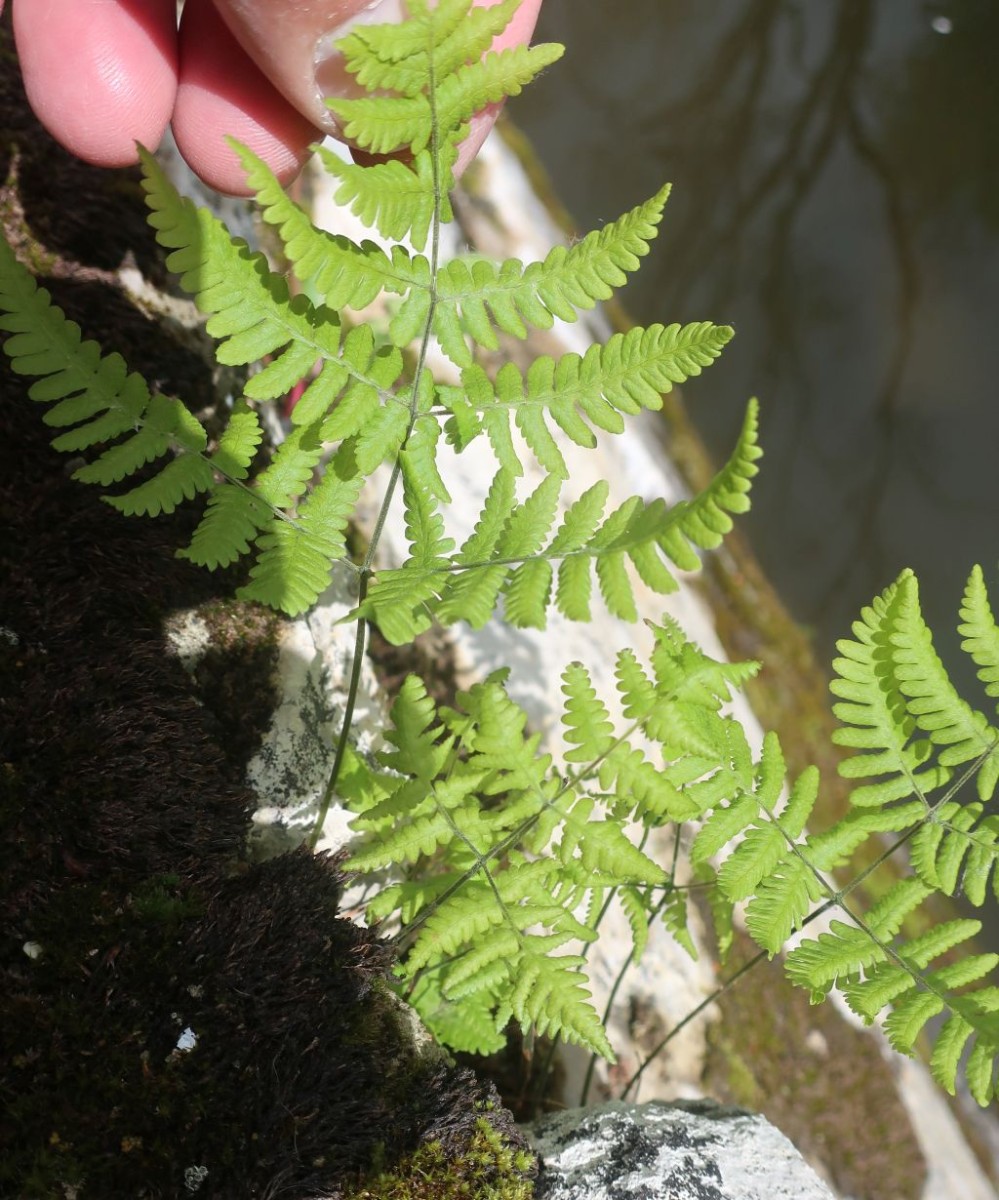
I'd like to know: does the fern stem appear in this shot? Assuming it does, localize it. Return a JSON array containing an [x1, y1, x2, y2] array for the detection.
[[309, 15, 445, 851], [618, 891, 842, 1100], [309, 599, 369, 850], [579, 828, 683, 1105], [618, 946, 767, 1102]]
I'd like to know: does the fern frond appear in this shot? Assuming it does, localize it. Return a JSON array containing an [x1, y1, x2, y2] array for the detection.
[[910, 800, 999, 904], [662, 887, 698, 960], [0, 237, 223, 519], [431, 192, 678, 367], [889, 571, 999, 799], [439, 320, 732, 468], [959, 565, 999, 705], [235, 140, 431, 306], [358, 402, 760, 643], [831, 573, 952, 807], [341, 617, 764, 1058], [330, 42, 563, 159]]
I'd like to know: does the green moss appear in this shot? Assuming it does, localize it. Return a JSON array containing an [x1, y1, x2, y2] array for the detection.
[[344, 1117, 536, 1200]]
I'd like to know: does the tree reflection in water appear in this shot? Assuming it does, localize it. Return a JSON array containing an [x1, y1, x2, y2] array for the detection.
[[513, 0, 999, 674]]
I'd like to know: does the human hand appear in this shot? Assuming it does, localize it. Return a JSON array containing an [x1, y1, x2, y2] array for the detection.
[[4, 0, 543, 195]]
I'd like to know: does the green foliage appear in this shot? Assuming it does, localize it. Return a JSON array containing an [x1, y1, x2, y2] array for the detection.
[[700, 567, 999, 1104], [342, 622, 758, 1056], [344, 1116, 535, 1200], [3, 0, 998, 1118]]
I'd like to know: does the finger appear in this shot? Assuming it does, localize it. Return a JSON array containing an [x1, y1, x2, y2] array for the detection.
[[214, 0, 400, 139], [215, 0, 544, 163], [11, 0, 178, 166], [172, 0, 319, 196]]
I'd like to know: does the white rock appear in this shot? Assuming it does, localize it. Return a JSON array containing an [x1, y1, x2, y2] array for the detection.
[[528, 1099, 836, 1200]]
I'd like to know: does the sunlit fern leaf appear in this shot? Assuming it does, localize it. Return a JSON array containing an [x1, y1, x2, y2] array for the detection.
[[442, 321, 730, 467], [560, 798, 666, 886], [180, 485, 271, 569], [209, 403, 265, 480], [784, 878, 930, 998], [601, 743, 696, 823], [317, 145, 447, 254], [662, 887, 698, 960], [329, 40, 562, 158], [357, 406, 759, 642], [235, 140, 430, 306], [695, 863, 735, 963], [502, 946, 615, 1059], [889, 570, 999, 800], [141, 151, 345, 378], [72, 393, 206, 486], [408, 974, 508, 1057], [432, 192, 681, 370], [340, 0, 522, 94], [910, 800, 999, 903], [340, 632, 775, 1059], [619, 886, 651, 966], [831, 572, 952, 807], [711, 755, 818, 902], [960, 565, 999, 705], [745, 856, 823, 957]]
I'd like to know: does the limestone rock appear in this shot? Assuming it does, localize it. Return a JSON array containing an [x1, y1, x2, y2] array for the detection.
[[528, 1099, 836, 1200]]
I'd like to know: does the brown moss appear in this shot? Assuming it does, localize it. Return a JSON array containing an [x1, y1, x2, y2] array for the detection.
[[189, 599, 283, 775]]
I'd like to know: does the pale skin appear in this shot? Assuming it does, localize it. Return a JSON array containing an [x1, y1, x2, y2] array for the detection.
[[3, 0, 544, 195]]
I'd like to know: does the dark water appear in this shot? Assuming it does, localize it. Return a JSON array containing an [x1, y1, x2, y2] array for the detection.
[[511, 0, 999, 688]]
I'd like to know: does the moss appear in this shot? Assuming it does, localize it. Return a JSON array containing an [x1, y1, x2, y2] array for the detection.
[[189, 598, 283, 773], [345, 1117, 536, 1200]]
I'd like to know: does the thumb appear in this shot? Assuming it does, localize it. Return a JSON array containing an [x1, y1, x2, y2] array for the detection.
[[213, 0, 543, 146]]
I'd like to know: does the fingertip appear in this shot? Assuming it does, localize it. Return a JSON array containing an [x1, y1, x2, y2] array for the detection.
[[172, 0, 317, 196], [13, 0, 178, 168]]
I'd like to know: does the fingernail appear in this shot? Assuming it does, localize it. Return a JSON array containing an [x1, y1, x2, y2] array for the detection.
[[314, 0, 405, 130]]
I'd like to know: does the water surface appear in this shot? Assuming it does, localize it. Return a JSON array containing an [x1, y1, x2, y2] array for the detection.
[[511, 0, 999, 682]]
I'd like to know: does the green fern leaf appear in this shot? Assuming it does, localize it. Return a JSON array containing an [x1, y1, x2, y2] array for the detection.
[[236, 140, 429, 308], [960, 565, 999, 705], [662, 887, 698, 960], [330, 42, 562, 158], [832, 572, 951, 806], [432, 196, 681, 367], [884, 990, 945, 1056], [931, 1014, 974, 1096], [716, 763, 819, 902], [890, 570, 999, 798], [965, 1039, 998, 1106], [620, 886, 651, 965], [746, 857, 822, 956], [444, 321, 731, 462]]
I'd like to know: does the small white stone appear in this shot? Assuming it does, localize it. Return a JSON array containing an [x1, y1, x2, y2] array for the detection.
[[804, 1029, 829, 1058], [184, 1164, 209, 1193], [22, 941, 42, 960], [175, 1027, 197, 1052]]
